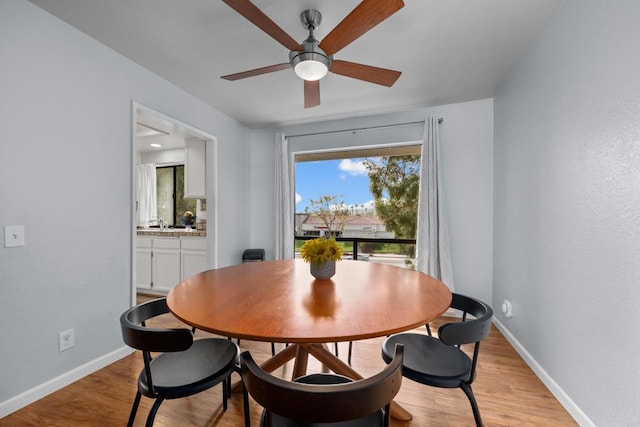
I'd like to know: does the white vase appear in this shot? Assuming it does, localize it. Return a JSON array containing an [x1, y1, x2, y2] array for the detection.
[[310, 260, 336, 280]]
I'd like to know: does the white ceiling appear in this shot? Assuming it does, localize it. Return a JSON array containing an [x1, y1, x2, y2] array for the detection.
[[28, 0, 562, 128], [135, 109, 198, 153]]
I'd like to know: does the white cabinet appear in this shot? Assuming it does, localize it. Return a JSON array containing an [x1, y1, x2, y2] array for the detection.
[[136, 236, 153, 291], [152, 237, 182, 292], [181, 237, 208, 280], [136, 235, 207, 293], [184, 138, 206, 199]]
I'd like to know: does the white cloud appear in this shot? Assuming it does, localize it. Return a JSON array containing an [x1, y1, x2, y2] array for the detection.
[[344, 200, 378, 214], [338, 159, 367, 176], [295, 193, 302, 204], [363, 199, 377, 209]]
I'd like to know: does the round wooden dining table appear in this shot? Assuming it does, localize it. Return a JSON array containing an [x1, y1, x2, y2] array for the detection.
[[167, 258, 452, 420]]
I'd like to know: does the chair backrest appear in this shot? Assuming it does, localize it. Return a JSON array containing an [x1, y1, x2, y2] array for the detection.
[[240, 344, 404, 425], [120, 297, 193, 353], [437, 293, 493, 347], [437, 293, 493, 385]]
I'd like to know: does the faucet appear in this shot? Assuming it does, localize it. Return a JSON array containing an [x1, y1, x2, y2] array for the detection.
[[151, 217, 166, 230]]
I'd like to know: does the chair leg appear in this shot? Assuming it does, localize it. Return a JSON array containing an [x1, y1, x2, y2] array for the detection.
[[242, 382, 251, 427], [222, 377, 228, 411], [145, 397, 165, 427], [333, 342, 353, 365], [460, 383, 483, 427], [383, 402, 391, 427], [271, 342, 275, 356], [127, 391, 142, 427]]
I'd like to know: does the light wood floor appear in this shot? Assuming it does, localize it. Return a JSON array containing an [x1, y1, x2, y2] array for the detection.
[[1, 295, 577, 426]]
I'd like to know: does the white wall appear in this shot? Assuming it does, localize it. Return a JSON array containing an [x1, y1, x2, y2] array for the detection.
[[493, 0, 640, 425], [250, 99, 494, 304], [248, 128, 278, 260], [0, 0, 251, 414]]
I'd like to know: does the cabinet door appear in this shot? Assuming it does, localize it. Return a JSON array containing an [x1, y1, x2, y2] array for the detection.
[[136, 247, 152, 290], [181, 250, 208, 281], [153, 248, 182, 292], [136, 236, 153, 291], [152, 237, 181, 292], [184, 138, 206, 198]]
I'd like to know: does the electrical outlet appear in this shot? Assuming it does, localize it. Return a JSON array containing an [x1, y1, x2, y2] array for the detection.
[[58, 328, 75, 352]]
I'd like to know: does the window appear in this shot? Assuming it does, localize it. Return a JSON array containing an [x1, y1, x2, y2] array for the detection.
[[156, 165, 197, 226], [294, 145, 421, 268]]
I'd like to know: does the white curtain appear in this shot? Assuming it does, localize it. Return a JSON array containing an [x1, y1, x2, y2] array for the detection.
[[416, 117, 454, 290], [136, 164, 157, 228], [274, 133, 294, 259]]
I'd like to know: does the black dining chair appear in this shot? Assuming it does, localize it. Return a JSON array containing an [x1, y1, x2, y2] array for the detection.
[[240, 344, 404, 427], [120, 297, 239, 427], [381, 293, 493, 427]]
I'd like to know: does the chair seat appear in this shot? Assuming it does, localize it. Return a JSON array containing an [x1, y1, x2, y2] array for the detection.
[[138, 338, 238, 399], [382, 333, 471, 388], [261, 373, 384, 427]]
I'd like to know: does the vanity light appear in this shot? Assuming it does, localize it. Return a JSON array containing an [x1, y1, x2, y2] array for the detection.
[[150, 143, 162, 148]]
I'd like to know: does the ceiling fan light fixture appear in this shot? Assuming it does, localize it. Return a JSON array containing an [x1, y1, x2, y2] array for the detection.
[[290, 39, 332, 81], [292, 52, 329, 81]]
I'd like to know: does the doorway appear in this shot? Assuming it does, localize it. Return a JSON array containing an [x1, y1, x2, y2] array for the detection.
[[131, 103, 217, 303]]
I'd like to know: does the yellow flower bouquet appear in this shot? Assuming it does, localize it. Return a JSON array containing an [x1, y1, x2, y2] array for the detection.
[[300, 237, 343, 264]]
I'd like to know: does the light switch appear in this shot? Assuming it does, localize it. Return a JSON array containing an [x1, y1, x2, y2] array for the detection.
[[4, 225, 25, 248]]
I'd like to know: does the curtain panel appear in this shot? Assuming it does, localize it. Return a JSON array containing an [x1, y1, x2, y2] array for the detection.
[[136, 163, 157, 228], [274, 133, 294, 259], [416, 117, 454, 290]]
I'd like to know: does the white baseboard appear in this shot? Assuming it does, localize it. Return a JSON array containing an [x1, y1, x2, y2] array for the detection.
[[0, 346, 133, 419], [492, 318, 595, 427]]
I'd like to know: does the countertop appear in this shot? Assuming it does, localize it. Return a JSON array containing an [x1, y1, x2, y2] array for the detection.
[[136, 228, 206, 237]]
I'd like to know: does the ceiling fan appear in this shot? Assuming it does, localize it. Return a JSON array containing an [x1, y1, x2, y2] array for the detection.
[[221, 0, 404, 108]]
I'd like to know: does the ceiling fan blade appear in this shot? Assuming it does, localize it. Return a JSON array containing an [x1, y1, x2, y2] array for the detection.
[[330, 60, 401, 87], [221, 63, 291, 81], [319, 0, 404, 56], [223, 0, 302, 51], [304, 80, 320, 108]]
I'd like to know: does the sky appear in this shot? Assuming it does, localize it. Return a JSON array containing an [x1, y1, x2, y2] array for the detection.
[[295, 158, 376, 213]]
